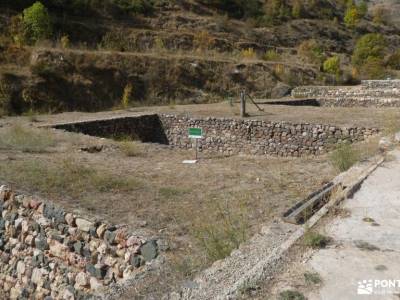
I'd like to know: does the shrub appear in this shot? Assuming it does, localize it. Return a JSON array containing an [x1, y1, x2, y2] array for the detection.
[[263, 49, 281, 61], [303, 231, 331, 249], [0, 80, 12, 115], [119, 140, 142, 157], [387, 50, 400, 70], [359, 57, 386, 79], [323, 56, 340, 76], [192, 200, 249, 262], [121, 83, 133, 108], [193, 31, 214, 52], [352, 33, 386, 67], [304, 272, 323, 285], [330, 142, 360, 172], [60, 35, 70, 49], [241, 47, 257, 60], [344, 6, 360, 28], [372, 6, 385, 24], [298, 39, 324, 64], [279, 290, 306, 300], [22, 1, 52, 44], [205, 0, 263, 19]]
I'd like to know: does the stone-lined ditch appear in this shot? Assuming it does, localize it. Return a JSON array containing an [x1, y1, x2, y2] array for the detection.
[[53, 114, 379, 157]]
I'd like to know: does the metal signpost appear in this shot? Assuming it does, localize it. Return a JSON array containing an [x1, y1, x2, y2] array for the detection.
[[183, 127, 203, 164]]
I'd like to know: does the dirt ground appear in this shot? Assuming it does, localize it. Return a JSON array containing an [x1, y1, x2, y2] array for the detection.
[[19, 102, 400, 129], [0, 103, 390, 297]]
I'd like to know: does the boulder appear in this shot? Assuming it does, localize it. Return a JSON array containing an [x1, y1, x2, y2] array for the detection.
[[140, 240, 158, 262], [75, 218, 93, 232]]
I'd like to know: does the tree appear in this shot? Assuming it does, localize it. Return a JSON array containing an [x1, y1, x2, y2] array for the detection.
[[323, 56, 341, 76], [22, 1, 52, 44], [352, 33, 386, 67]]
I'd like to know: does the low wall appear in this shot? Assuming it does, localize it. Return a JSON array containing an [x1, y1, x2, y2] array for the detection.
[[292, 80, 400, 107], [160, 115, 379, 157], [0, 185, 160, 300]]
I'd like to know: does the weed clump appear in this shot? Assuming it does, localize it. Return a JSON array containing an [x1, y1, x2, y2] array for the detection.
[[303, 231, 330, 249], [330, 142, 360, 172], [279, 290, 306, 300]]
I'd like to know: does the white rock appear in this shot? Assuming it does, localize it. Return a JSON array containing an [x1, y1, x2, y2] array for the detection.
[[75, 272, 89, 287], [31, 268, 42, 284], [395, 132, 400, 143], [75, 218, 93, 232], [62, 287, 75, 300], [16, 261, 25, 275], [90, 277, 102, 290]]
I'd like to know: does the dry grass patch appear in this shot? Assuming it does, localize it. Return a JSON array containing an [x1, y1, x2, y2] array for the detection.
[[0, 125, 56, 153], [0, 158, 141, 198], [192, 198, 249, 262]]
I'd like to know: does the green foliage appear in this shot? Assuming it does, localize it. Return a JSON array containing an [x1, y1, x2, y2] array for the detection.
[[263, 49, 281, 61], [22, 1, 52, 44], [121, 83, 133, 108], [330, 142, 360, 172], [304, 272, 323, 285], [352, 33, 386, 67], [359, 57, 386, 79], [323, 56, 340, 76], [303, 231, 331, 249], [344, 6, 360, 28]]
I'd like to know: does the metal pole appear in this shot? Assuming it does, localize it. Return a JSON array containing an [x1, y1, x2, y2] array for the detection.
[[195, 138, 198, 161], [240, 90, 246, 118]]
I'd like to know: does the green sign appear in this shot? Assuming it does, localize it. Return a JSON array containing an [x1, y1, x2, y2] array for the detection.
[[188, 127, 203, 139]]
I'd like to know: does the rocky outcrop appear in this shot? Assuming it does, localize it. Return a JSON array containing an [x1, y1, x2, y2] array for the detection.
[[0, 185, 160, 300]]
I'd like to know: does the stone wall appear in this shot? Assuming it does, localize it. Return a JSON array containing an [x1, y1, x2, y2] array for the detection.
[[160, 115, 379, 157], [291, 80, 400, 107], [0, 185, 160, 300]]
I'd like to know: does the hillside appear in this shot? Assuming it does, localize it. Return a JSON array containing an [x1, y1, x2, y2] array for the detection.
[[1, 0, 400, 115]]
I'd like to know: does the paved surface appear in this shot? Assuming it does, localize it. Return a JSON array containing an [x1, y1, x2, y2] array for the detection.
[[308, 149, 400, 299]]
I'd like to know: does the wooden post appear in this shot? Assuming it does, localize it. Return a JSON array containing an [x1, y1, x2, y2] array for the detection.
[[240, 90, 246, 118]]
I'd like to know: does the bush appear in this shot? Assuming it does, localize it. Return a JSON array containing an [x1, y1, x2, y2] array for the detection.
[[193, 31, 214, 52], [323, 56, 340, 76], [22, 1, 52, 44], [192, 200, 249, 262], [303, 231, 330, 249], [121, 83, 133, 108], [359, 57, 386, 79], [344, 6, 360, 28], [263, 49, 281, 61], [241, 48, 257, 60], [330, 142, 360, 172], [352, 33, 386, 67], [279, 290, 306, 300], [387, 50, 400, 70], [298, 39, 324, 64], [119, 140, 142, 157]]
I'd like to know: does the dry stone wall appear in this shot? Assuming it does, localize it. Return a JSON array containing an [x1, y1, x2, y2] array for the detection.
[[160, 115, 379, 157], [291, 80, 400, 107], [0, 185, 160, 300]]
